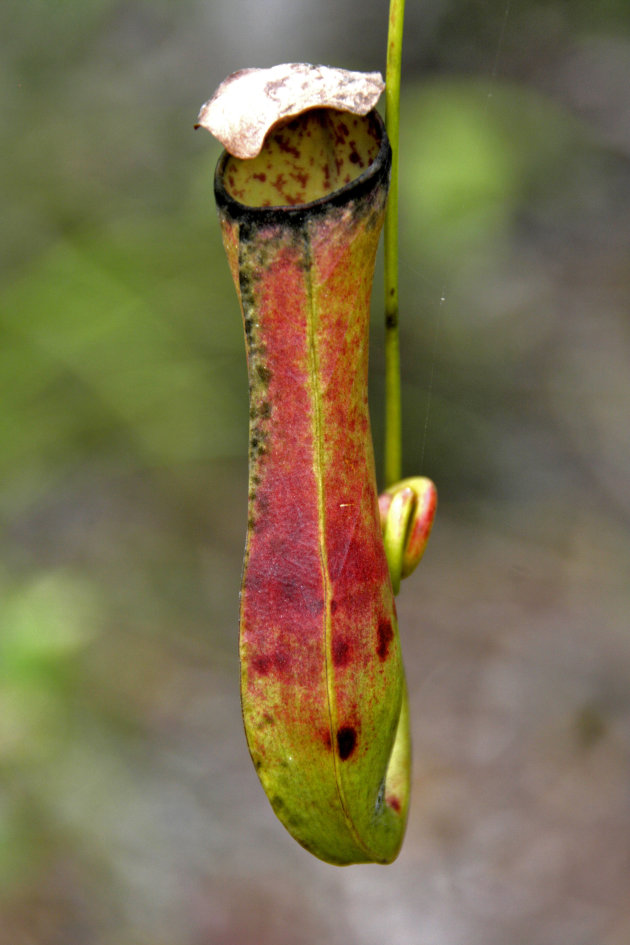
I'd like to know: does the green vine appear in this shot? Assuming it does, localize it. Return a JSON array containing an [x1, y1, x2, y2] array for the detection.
[[384, 0, 405, 487]]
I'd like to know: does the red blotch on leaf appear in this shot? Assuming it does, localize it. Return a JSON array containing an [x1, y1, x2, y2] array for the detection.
[[332, 637, 351, 667], [252, 654, 272, 676]]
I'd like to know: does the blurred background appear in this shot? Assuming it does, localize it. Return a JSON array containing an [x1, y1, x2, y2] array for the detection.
[[1, 1, 629, 943]]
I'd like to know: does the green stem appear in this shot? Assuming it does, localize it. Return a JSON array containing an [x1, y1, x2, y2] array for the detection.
[[384, 0, 405, 487]]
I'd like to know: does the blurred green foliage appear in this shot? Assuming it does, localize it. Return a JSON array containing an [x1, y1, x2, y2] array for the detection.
[[400, 81, 579, 267]]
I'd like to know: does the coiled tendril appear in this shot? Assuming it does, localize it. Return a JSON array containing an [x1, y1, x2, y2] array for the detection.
[[379, 477, 437, 595]]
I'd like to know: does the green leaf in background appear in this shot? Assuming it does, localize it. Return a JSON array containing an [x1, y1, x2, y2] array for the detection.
[[0, 220, 247, 512], [399, 79, 580, 271]]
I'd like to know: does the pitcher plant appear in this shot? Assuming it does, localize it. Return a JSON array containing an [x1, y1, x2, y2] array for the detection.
[[197, 63, 436, 865]]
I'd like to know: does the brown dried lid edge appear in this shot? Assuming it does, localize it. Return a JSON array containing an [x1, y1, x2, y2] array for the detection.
[[195, 62, 385, 159]]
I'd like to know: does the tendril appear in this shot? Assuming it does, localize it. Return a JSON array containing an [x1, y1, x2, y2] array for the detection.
[[379, 477, 437, 595]]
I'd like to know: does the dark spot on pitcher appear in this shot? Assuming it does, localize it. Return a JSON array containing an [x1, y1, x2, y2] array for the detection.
[[336, 726, 357, 760], [376, 618, 394, 661]]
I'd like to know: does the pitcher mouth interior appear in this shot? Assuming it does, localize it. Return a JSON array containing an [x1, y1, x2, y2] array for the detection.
[[214, 109, 390, 219]]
